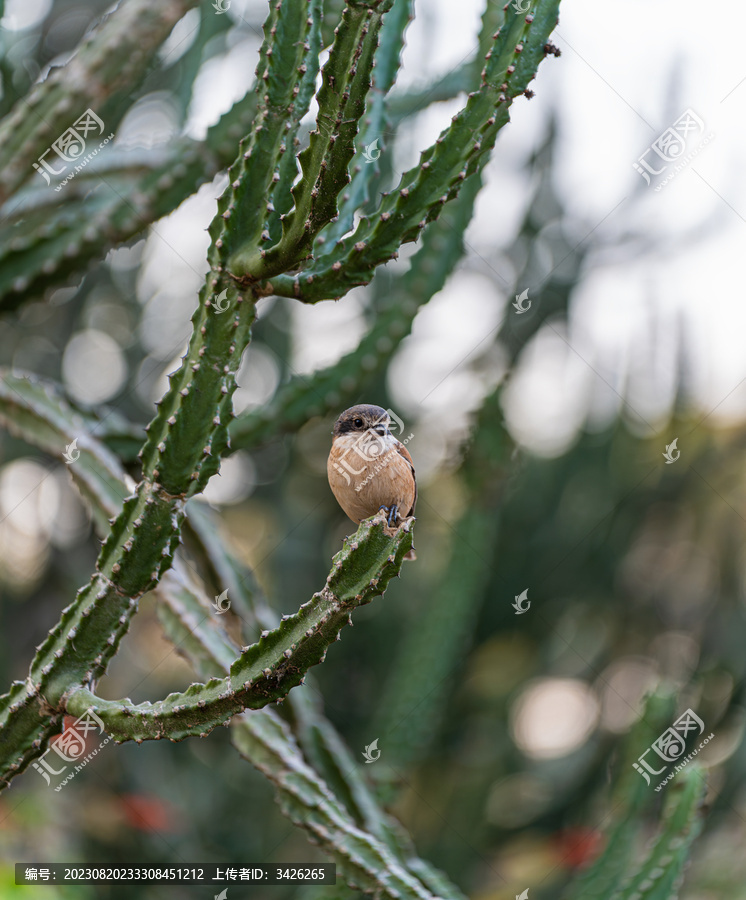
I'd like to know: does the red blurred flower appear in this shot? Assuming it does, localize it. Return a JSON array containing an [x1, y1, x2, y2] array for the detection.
[[120, 794, 179, 832], [553, 827, 605, 869]]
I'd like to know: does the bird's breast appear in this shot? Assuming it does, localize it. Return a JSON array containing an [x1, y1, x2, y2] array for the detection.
[[327, 434, 415, 524]]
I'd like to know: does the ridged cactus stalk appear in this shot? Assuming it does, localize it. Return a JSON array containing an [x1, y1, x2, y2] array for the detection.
[[0, 0, 566, 895]]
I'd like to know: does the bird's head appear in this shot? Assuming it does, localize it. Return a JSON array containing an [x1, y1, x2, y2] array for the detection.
[[332, 404, 391, 438]]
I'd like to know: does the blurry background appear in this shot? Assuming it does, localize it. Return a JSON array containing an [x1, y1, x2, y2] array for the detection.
[[1, 0, 746, 898]]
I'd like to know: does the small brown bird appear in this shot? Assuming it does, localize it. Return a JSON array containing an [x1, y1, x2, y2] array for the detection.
[[327, 404, 417, 559]]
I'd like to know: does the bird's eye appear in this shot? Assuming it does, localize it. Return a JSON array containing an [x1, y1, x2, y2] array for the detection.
[[353, 418, 364, 428]]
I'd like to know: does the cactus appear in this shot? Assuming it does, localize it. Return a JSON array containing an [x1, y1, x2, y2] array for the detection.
[[0, 0, 202, 205], [0, 361, 410, 772], [0, 367, 456, 899], [265, 1, 560, 300], [613, 766, 706, 900], [369, 131, 586, 767], [0, 0, 563, 892], [229, 170, 484, 449], [0, 89, 259, 310], [564, 691, 706, 900], [65, 514, 413, 743]]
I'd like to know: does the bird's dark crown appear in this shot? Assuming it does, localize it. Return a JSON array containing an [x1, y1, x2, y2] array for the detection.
[[332, 404, 389, 436]]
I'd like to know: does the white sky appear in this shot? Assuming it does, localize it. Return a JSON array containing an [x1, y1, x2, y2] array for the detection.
[[396, 0, 746, 452]]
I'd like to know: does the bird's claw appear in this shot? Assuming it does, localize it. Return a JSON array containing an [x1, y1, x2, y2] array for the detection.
[[379, 504, 399, 528]]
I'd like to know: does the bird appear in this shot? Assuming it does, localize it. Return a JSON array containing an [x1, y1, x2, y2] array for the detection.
[[327, 404, 417, 559]]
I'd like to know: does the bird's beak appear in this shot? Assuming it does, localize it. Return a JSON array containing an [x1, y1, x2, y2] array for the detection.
[[372, 423, 389, 437]]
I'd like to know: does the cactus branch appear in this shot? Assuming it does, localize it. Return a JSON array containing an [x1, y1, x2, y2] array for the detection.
[[0, 366, 413, 788], [0, 0, 285, 785], [65, 513, 412, 743], [0, 90, 258, 311], [615, 766, 706, 900], [0, 0, 200, 204], [313, 0, 413, 260], [229, 169, 483, 449], [184, 503, 464, 900], [270, 0, 560, 301], [230, 0, 394, 278], [231, 711, 444, 899], [210, 0, 322, 271], [566, 692, 704, 900]]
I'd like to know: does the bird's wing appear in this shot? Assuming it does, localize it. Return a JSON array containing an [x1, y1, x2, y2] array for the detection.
[[395, 441, 417, 515]]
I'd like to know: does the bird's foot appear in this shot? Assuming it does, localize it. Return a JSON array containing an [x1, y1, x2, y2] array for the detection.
[[377, 504, 399, 527]]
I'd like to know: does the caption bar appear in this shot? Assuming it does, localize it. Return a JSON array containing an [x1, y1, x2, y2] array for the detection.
[[16, 864, 336, 885]]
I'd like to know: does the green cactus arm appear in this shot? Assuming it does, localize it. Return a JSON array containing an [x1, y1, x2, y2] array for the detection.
[[0, 88, 258, 311], [186, 503, 463, 895], [0, 0, 397, 786], [231, 0, 393, 278], [231, 711, 445, 900], [265, 0, 324, 245], [314, 0, 413, 258], [161, 594, 441, 898], [0, 24, 474, 313], [166, 509, 462, 898], [270, 0, 393, 259], [387, 60, 473, 123], [267, 0, 560, 301], [0, 0, 200, 204], [42, 167, 481, 463], [0, 369, 133, 531], [282, 694, 465, 900], [210, 0, 320, 270], [65, 513, 413, 742], [229, 169, 483, 450], [0, 0, 297, 786], [0, 367, 236, 762], [613, 766, 707, 900], [0, 376, 142, 787], [0, 11, 470, 311], [0, 300, 412, 759], [566, 690, 681, 900]]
